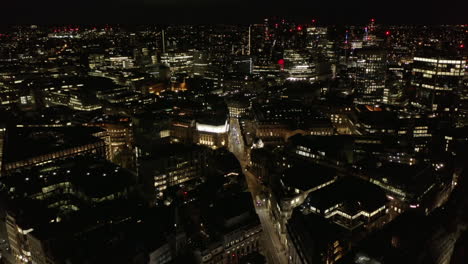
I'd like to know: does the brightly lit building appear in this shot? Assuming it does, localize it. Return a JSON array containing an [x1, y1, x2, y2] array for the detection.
[[411, 52, 465, 116], [160, 52, 194, 76], [306, 27, 328, 50], [108, 56, 135, 69], [45, 90, 101, 111], [306, 26, 336, 62], [194, 118, 229, 149], [354, 48, 386, 104], [226, 99, 250, 118], [284, 50, 316, 82]]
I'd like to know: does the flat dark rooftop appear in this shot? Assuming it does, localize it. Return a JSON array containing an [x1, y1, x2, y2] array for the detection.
[[368, 163, 437, 195], [304, 177, 387, 215], [4, 126, 104, 162], [282, 162, 336, 192], [288, 135, 354, 163], [5, 156, 135, 199], [354, 109, 399, 128]]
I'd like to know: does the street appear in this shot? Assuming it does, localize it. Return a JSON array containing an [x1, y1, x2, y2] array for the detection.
[[228, 118, 288, 264]]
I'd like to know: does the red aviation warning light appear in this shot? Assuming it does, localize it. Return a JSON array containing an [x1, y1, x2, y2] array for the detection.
[[278, 59, 285, 71], [297, 25, 303, 31], [371, 18, 375, 22], [461, 44, 465, 48], [312, 19, 316, 23], [385, 31, 391, 36]]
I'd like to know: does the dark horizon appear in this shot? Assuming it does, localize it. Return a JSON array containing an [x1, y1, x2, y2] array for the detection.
[[3, 0, 467, 25]]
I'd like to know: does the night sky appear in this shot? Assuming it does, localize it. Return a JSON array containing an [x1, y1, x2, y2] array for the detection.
[[2, 0, 467, 24]]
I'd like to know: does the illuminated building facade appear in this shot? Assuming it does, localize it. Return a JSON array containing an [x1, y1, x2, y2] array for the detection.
[[284, 50, 316, 81], [45, 90, 101, 111], [306, 26, 336, 62], [84, 117, 135, 169], [140, 144, 208, 200], [161, 52, 194, 76], [384, 64, 405, 105], [170, 118, 194, 144], [354, 49, 386, 104], [168, 115, 229, 149], [411, 54, 465, 114], [226, 98, 250, 118], [194, 119, 229, 149]]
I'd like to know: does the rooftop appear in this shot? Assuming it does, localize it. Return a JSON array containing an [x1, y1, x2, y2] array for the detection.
[[282, 161, 336, 192], [303, 177, 388, 215], [4, 126, 104, 163]]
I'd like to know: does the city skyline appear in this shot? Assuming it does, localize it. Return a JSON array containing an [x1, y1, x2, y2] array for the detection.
[[0, 9, 467, 264]]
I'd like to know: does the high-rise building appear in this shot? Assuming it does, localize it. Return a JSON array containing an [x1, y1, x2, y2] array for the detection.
[[306, 26, 336, 62], [0, 124, 5, 176], [284, 50, 316, 82], [383, 64, 406, 105], [354, 48, 387, 104], [160, 52, 194, 76], [411, 51, 465, 115]]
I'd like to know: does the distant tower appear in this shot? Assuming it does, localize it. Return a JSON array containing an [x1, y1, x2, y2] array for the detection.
[[369, 18, 376, 32], [248, 25, 251, 56], [0, 125, 5, 176], [162, 30, 166, 53]]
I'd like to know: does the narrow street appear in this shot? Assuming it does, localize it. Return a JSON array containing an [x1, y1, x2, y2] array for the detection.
[[229, 118, 288, 264]]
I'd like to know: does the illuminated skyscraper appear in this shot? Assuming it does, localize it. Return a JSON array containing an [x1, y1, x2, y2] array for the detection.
[[354, 48, 387, 104], [411, 51, 465, 114], [284, 49, 316, 82]]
